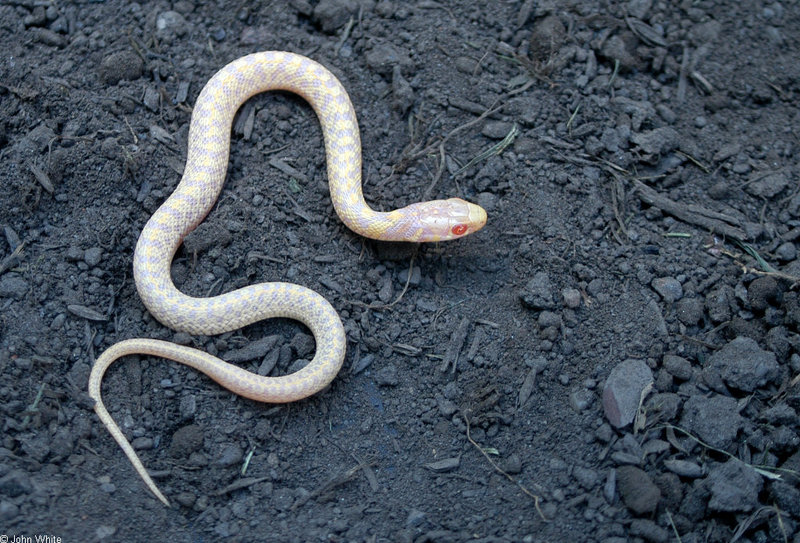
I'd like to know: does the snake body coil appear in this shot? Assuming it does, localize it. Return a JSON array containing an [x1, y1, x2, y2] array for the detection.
[[88, 51, 486, 505]]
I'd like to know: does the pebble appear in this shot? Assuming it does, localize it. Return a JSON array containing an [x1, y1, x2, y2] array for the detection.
[[600, 33, 644, 72], [365, 42, 412, 75], [215, 443, 243, 467], [680, 394, 742, 449], [169, 425, 205, 458], [662, 354, 692, 381], [391, 65, 413, 113], [630, 127, 679, 155], [99, 51, 143, 84], [481, 121, 514, 140], [0, 470, 33, 497], [747, 276, 781, 311], [520, 271, 556, 310], [224, 335, 280, 363], [675, 297, 704, 326], [312, 0, 357, 33], [663, 458, 705, 478], [706, 459, 762, 512], [629, 519, 670, 543], [708, 336, 780, 392], [425, 457, 459, 473], [651, 277, 683, 303], [397, 265, 421, 286], [84, 247, 102, 267], [616, 465, 660, 515], [745, 171, 788, 199], [570, 388, 594, 412], [775, 241, 797, 261], [562, 287, 581, 308], [602, 359, 653, 428], [0, 275, 28, 299], [573, 466, 599, 490], [0, 500, 19, 522], [179, 394, 197, 421], [375, 364, 399, 386], [500, 453, 523, 475], [705, 286, 732, 322], [769, 481, 800, 517]]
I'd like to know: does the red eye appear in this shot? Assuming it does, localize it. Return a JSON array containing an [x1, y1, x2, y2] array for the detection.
[[451, 224, 468, 236]]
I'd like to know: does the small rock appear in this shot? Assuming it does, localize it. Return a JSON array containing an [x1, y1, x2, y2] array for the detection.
[[215, 443, 243, 467], [312, 0, 357, 33], [375, 364, 398, 386], [680, 394, 742, 449], [675, 297, 704, 326], [0, 499, 19, 522], [155, 10, 189, 40], [708, 336, 780, 392], [705, 286, 732, 322], [529, 14, 566, 62], [84, 247, 103, 267], [406, 508, 426, 527], [455, 56, 481, 75], [562, 288, 581, 308], [748, 276, 781, 311], [99, 51, 143, 84], [425, 457, 460, 472], [131, 437, 154, 450], [775, 241, 796, 261], [397, 265, 421, 286], [365, 42, 412, 75], [745, 171, 788, 198], [662, 355, 692, 381], [768, 481, 800, 517], [179, 394, 197, 421], [631, 127, 680, 156], [573, 466, 599, 490], [706, 459, 762, 512], [481, 121, 514, 140], [629, 519, 670, 543], [0, 275, 28, 299], [224, 335, 280, 363], [0, 470, 33, 497], [663, 459, 705, 478], [500, 453, 523, 475], [651, 277, 683, 303], [616, 465, 661, 515], [391, 65, 414, 114], [600, 31, 645, 71], [602, 359, 653, 428], [570, 388, 594, 412], [183, 222, 233, 253], [169, 425, 205, 458], [520, 271, 555, 309]]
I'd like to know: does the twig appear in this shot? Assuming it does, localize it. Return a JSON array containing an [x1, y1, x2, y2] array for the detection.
[[462, 412, 546, 520]]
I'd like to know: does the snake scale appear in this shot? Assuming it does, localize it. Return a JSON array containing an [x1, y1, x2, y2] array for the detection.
[[87, 51, 487, 505]]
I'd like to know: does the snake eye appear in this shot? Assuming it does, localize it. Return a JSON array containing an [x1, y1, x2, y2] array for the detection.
[[451, 224, 468, 236]]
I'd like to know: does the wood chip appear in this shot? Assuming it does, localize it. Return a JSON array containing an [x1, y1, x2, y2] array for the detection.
[[439, 317, 470, 373], [28, 163, 54, 194], [67, 304, 107, 321], [269, 158, 309, 183]]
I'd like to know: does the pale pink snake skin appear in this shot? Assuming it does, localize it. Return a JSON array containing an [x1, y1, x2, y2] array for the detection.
[[88, 51, 487, 505]]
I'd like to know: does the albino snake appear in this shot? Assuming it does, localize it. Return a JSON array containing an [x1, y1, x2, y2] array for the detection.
[[87, 51, 487, 505]]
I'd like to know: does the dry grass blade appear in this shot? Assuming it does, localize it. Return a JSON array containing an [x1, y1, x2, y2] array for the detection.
[[463, 412, 546, 521]]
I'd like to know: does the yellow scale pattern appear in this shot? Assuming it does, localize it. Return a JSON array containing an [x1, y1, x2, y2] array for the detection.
[[87, 51, 487, 506]]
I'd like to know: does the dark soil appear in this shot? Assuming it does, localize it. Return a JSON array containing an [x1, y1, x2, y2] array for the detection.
[[1, 1, 800, 542]]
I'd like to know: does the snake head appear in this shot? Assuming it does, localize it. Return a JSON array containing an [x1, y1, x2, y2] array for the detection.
[[404, 197, 487, 242]]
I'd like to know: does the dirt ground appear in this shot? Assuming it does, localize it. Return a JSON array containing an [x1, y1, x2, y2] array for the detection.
[[1, 0, 799, 541]]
